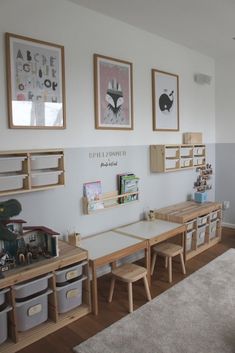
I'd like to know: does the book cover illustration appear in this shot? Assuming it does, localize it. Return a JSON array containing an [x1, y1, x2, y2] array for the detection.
[[83, 181, 104, 211], [119, 174, 139, 203]]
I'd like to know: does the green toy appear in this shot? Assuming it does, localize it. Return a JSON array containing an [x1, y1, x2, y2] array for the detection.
[[0, 199, 22, 241]]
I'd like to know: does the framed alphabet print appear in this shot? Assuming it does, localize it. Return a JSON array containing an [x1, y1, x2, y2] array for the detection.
[[5, 33, 66, 129], [94, 54, 133, 130], [152, 69, 179, 131]]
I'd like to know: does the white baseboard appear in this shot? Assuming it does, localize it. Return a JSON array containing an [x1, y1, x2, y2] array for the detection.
[[222, 222, 235, 229]]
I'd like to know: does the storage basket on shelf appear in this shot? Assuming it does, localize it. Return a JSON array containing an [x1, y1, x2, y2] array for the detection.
[[13, 273, 52, 299], [55, 261, 87, 284], [15, 289, 52, 332], [56, 276, 86, 313], [197, 225, 207, 246], [186, 230, 195, 252], [0, 288, 9, 306], [209, 219, 218, 239], [0, 306, 12, 344]]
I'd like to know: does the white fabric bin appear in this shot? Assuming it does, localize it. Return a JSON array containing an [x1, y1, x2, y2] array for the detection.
[[186, 220, 196, 231], [197, 225, 207, 246], [0, 288, 9, 306], [13, 273, 52, 299], [186, 230, 195, 252], [56, 276, 86, 313], [209, 220, 218, 239], [55, 261, 87, 284], [210, 211, 219, 221], [197, 215, 208, 227], [0, 306, 12, 344], [15, 289, 52, 332]]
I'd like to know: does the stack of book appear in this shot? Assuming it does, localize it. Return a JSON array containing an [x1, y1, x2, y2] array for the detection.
[[83, 180, 104, 212], [117, 173, 139, 204]]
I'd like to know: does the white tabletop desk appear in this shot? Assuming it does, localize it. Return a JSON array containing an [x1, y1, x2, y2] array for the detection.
[[80, 231, 149, 315], [115, 219, 186, 272]]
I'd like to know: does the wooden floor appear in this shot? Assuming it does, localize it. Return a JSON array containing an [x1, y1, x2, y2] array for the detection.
[[19, 227, 235, 353]]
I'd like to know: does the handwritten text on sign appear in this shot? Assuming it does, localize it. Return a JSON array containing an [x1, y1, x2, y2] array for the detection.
[[89, 150, 127, 168]]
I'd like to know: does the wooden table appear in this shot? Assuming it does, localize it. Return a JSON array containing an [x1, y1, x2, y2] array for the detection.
[[80, 231, 149, 315], [115, 219, 186, 272]]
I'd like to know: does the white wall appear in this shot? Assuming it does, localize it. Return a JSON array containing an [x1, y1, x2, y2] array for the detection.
[[0, 0, 215, 150], [215, 58, 235, 225], [0, 0, 216, 235]]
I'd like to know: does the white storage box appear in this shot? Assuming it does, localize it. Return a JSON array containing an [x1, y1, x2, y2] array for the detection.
[[186, 230, 195, 252], [194, 147, 205, 156], [0, 288, 9, 306], [180, 158, 192, 168], [197, 225, 207, 246], [186, 220, 196, 231], [0, 306, 12, 344], [209, 220, 218, 239], [180, 147, 193, 157], [55, 261, 87, 284], [165, 159, 179, 170], [197, 215, 208, 227], [194, 157, 205, 166], [13, 273, 52, 299], [56, 276, 86, 314], [210, 210, 219, 221], [165, 148, 179, 158], [15, 289, 52, 332]]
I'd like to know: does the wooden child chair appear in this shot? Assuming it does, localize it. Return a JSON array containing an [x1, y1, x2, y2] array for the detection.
[[108, 263, 151, 313], [151, 242, 186, 283]]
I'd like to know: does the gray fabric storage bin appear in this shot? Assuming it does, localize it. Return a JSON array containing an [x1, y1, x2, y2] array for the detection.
[[0, 306, 12, 344], [56, 276, 86, 313], [15, 289, 52, 332], [13, 273, 52, 299], [0, 288, 9, 306], [55, 261, 87, 284]]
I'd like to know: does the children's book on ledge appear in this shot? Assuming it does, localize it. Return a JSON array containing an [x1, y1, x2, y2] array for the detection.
[[83, 181, 104, 211], [117, 173, 139, 204]]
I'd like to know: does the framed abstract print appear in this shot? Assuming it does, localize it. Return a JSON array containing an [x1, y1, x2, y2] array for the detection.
[[152, 69, 179, 131], [94, 54, 133, 130], [6, 33, 66, 129]]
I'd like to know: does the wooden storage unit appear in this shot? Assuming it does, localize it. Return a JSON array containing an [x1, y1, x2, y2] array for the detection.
[[0, 240, 91, 353], [154, 201, 222, 260], [150, 144, 206, 172], [0, 149, 65, 196]]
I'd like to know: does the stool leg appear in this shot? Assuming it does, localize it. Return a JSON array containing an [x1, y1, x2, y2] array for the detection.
[[143, 275, 152, 301], [151, 252, 157, 275], [128, 282, 133, 313], [168, 257, 172, 283], [165, 256, 168, 268], [180, 252, 186, 275], [108, 278, 116, 303]]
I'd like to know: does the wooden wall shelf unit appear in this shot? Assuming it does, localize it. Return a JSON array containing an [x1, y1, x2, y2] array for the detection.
[[154, 201, 222, 260], [0, 149, 65, 196], [150, 144, 206, 172], [83, 190, 139, 215], [0, 240, 91, 353]]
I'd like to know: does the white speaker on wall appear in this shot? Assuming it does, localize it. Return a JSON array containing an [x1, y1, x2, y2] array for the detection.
[[194, 73, 212, 85]]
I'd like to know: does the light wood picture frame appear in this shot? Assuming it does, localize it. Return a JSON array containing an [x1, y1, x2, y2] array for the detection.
[[152, 69, 179, 131], [94, 54, 133, 130], [5, 33, 66, 129]]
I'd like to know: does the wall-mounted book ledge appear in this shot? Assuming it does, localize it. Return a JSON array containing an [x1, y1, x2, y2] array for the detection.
[[82, 190, 139, 215]]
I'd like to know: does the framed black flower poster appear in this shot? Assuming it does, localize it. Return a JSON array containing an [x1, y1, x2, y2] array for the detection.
[[152, 69, 179, 131], [94, 54, 133, 130], [5, 33, 66, 129]]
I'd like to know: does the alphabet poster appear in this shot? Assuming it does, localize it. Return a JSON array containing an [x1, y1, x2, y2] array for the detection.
[[6, 33, 66, 128]]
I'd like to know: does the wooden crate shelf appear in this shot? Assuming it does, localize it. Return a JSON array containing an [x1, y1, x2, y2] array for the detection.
[[0, 149, 65, 196], [0, 240, 91, 353], [154, 201, 222, 260]]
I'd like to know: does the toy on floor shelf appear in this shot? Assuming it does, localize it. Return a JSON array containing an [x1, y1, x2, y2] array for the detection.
[[0, 199, 59, 275]]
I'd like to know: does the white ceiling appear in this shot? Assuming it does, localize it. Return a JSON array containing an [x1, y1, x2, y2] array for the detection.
[[68, 0, 235, 60]]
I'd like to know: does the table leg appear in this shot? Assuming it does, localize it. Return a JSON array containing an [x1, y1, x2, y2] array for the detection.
[[182, 231, 186, 263], [91, 263, 98, 315], [145, 244, 151, 287]]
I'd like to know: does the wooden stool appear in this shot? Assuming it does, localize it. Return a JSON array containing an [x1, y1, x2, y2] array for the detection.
[[108, 263, 151, 313], [151, 242, 186, 283]]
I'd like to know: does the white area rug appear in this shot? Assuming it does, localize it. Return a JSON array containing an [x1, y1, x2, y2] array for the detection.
[[74, 249, 235, 353]]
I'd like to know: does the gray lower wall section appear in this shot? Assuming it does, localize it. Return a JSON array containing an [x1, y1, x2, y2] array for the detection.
[[215, 143, 235, 226], [0, 144, 215, 237]]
